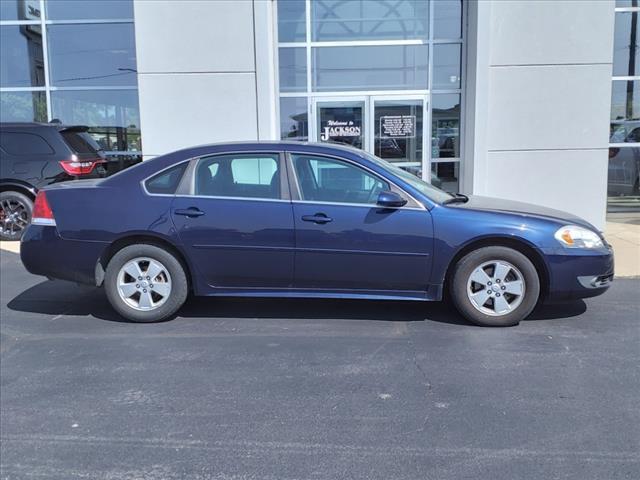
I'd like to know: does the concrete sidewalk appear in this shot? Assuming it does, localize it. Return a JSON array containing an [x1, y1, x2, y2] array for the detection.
[[606, 213, 640, 278], [1, 217, 639, 277]]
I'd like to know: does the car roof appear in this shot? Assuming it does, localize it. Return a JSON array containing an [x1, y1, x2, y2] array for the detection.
[[0, 122, 86, 131], [177, 140, 366, 157]]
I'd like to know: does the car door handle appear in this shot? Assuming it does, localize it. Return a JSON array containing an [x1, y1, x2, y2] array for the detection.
[[174, 208, 205, 218], [301, 213, 333, 224]]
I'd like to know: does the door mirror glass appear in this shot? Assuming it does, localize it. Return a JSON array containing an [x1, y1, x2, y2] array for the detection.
[[377, 190, 407, 208]]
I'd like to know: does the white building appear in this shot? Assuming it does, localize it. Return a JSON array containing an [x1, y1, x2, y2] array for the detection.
[[1, 0, 638, 229]]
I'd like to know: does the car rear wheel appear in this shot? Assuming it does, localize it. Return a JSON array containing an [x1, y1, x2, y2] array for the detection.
[[0, 191, 33, 241], [104, 244, 188, 323], [450, 246, 540, 327]]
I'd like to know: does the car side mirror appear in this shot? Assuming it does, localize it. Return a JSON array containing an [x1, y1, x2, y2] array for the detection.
[[377, 190, 407, 208]]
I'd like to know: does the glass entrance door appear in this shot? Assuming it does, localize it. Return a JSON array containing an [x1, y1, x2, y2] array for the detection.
[[370, 96, 427, 180], [313, 99, 365, 149], [312, 95, 428, 180]]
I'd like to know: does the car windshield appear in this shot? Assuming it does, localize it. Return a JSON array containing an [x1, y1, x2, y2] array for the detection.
[[359, 151, 455, 204]]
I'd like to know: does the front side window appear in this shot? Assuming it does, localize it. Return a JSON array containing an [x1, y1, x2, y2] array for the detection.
[[292, 154, 388, 204], [195, 154, 281, 200]]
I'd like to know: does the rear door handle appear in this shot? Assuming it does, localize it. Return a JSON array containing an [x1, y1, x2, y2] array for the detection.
[[174, 208, 205, 218], [301, 213, 333, 224]]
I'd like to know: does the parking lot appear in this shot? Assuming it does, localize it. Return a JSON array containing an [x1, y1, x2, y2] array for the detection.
[[1, 247, 639, 479]]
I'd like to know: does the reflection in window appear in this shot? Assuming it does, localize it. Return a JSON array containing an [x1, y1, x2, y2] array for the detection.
[[47, 23, 137, 86], [277, 0, 306, 42], [0, 25, 44, 87], [433, 44, 461, 90], [280, 97, 308, 140], [46, 0, 133, 20], [313, 44, 428, 91], [0, 91, 47, 122], [431, 161, 459, 193], [51, 90, 141, 152], [311, 0, 428, 41], [432, 94, 460, 159], [0, 0, 24, 21], [433, 0, 462, 39], [613, 11, 639, 77], [611, 80, 640, 142], [278, 48, 306, 92], [608, 147, 640, 201]]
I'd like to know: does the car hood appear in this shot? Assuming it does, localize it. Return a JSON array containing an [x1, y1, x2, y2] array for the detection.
[[448, 195, 597, 230]]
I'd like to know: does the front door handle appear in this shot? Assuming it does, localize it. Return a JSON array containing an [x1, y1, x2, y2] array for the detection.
[[174, 207, 205, 218], [301, 213, 333, 224]]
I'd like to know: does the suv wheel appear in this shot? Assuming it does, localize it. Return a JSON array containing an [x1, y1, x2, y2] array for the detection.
[[104, 244, 188, 323], [450, 246, 540, 327], [0, 191, 33, 241]]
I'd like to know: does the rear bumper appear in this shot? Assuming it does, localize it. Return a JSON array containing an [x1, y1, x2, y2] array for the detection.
[[21, 225, 107, 285], [544, 246, 614, 301]]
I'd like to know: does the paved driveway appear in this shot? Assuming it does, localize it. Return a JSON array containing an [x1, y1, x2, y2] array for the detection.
[[1, 249, 639, 480]]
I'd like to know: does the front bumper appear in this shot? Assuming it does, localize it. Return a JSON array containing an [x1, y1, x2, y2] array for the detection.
[[543, 245, 614, 301]]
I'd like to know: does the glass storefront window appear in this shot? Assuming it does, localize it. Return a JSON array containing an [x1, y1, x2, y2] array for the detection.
[[433, 44, 461, 90], [431, 161, 459, 193], [433, 0, 462, 39], [0, 91, 47, 122], [277, 0, 306, 42], [311, 0, 429, 41], [613, 11, 640, 77], [0, 0, 26, 21], [46, 0, 133, 20], [610, 80, 640, 140], [278, 48, 306, 92], [313, 44, 428, 91], [51, 89, 141, 152], [279, 97, 308, 141], [608, 147, 640, 210], [0, 25, 45, 87], [47, 23, 137, 87], [432, 94, 460, 160]]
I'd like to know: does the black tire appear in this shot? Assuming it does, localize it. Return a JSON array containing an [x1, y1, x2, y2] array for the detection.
[[450, 246, 540, 327], [104, 244, 188, 323], [0, 191, 33, 241]]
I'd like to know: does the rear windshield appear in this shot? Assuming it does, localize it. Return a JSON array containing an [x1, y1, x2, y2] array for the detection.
[[61, 130, 102, 155]]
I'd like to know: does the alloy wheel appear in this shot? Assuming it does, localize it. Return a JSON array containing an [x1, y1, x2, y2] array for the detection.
[[117, 257, 172, 311], [0, 198, 30, 239], [466, 260, 526, 316]]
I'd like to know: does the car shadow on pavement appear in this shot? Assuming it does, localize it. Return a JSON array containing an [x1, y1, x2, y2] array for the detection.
[[6, 279, 586, 326]]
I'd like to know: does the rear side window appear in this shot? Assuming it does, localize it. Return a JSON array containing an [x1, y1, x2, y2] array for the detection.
[[145, 162, 188, 195], [195, 154, 281, 199], [0, 132, 54, 155], [61, 130, 101, 154]]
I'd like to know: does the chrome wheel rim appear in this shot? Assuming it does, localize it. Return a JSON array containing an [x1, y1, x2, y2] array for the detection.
[[466, 260, 525, 317], [117, 257, 172, 311], [0, 198, 30, 238]]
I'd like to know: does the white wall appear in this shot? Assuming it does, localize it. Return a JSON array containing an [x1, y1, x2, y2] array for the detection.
[[133, 0, 277, 158], [465, 0, 614, 229]]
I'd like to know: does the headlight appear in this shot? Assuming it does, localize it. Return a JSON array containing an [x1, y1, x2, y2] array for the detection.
[[554, 225, 604, 249]]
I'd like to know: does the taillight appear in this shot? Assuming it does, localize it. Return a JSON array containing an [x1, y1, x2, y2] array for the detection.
[[59, 155, 106, 176], [31, 191, 56, 226]]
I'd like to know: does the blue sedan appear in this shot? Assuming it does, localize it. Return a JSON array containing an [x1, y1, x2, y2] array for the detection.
[[20, 142, 614, 326]]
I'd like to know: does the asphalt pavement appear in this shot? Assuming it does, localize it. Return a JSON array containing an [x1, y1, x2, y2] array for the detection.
[[1, 248, 639, 480]]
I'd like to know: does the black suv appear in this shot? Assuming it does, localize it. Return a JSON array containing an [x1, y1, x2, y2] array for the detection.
[[0, 122, 108, 241]]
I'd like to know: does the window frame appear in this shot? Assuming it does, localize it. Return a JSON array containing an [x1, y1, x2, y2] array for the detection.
[[178, 151, 290, 202], [285, 151, 424, 210]]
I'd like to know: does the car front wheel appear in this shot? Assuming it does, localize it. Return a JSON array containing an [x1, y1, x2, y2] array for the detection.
[[104, 244, 188, 322], [450, 246, 540, 327]]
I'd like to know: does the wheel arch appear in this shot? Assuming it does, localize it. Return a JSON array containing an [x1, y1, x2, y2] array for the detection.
[[96, 234, 195, 292], [0, 180, 37, 200], [442, 236, 550, 300]]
